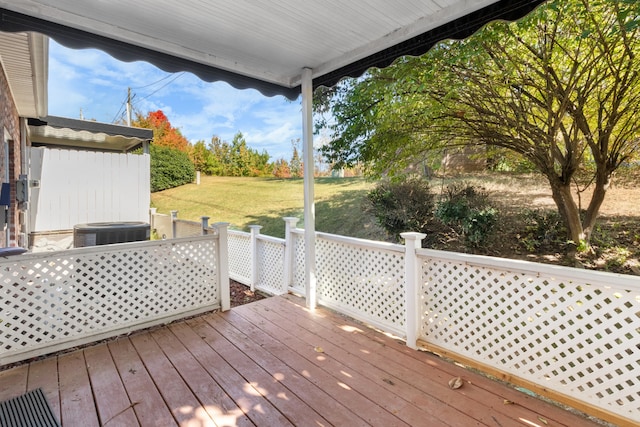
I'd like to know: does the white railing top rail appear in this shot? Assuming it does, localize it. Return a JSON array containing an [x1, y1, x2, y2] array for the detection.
[[313, 230, 405, 253], [418, 247, 640, 290], [256, 234, 285, 245]]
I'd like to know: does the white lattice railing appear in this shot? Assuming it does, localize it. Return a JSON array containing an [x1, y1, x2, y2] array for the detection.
[[315, 232, 406, 336], [0, 234, 228, 365], [228, 227, 288, 296], [416, 248, 640, 425], [256, 235, 286, 295], [228, 230, 252, 285]]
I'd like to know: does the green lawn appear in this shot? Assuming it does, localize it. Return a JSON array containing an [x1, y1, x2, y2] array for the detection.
[[151, 176, 385, 239]]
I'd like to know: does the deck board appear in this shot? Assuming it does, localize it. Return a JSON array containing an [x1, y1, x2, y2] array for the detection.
[[85, 343, 138, 427], [0, 294, 604, 427], [150, 326, 255, 427], [26, 357, 61, 421], [109, 337, 178, 427], [57, 350, 100, 426], [129, 332, 217, 426]]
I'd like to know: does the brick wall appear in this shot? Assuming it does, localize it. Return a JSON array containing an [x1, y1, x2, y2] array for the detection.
[[0, 61, 24, 248]]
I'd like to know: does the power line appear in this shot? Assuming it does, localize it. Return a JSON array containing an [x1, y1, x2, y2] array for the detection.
[[110, 93, 129, 124], [114, 71, 185, 123], [134, 72, 186, 105], [130, 72, 178, 90]]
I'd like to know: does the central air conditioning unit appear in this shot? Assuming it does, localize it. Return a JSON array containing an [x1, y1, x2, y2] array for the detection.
[[73, 222, 150, 247]]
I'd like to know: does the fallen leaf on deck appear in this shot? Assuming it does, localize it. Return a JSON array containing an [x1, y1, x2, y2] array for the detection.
[[314, 346, 324, 353], [503, 399, 514, 405], [538, 416, 548, 425], [448, 376, 464, 389]]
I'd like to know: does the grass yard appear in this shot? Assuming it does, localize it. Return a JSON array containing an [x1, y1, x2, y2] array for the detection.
[[151, 176, 384, 239], [151, 173, 640, 274]]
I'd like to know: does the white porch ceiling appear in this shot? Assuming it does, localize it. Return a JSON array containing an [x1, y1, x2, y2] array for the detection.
[[0, 0, 545, 100], [0, 31, 47, 117]]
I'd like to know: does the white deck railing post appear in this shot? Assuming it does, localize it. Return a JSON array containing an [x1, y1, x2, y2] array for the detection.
[[400, 232, 426, 350], [214, 222, 231, 311], [149, 207, 157, 232], [201, 216, 210, 235], [249, 225, 262, 292], [170, 210, 178, 239], [283, 217, 300, 291]]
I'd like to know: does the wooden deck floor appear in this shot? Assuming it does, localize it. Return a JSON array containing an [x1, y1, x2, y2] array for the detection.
[[0, 294, 603, 427]]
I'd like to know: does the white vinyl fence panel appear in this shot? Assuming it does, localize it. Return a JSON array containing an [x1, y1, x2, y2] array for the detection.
[[29, 147, 150, 232]]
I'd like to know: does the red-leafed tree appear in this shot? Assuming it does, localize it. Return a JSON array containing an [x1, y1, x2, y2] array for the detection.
[[133, 110, 189, 152]]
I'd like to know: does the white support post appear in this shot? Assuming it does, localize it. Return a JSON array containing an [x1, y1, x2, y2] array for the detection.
[[301, 67, 317, 309], [214, 222, 230, 311], [149, 207, 157, 232], [283, 217, 299, 292], [400, 232, 426, 350], [249, 225, 262, 293], [170, 210, 178, 239], [201, 216, 210, 235]]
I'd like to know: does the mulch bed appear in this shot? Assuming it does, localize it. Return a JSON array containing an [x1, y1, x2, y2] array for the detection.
[[230, 279, 267, 307]]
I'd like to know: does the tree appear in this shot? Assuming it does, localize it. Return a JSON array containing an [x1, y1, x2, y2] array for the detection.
[[318, 0, 640, 248], [190, 140, 216, 174], [272, 158, 292, 178], [228, 132, 272, 177], [290, 139, 303, 178], [133, 110, 190, 152]]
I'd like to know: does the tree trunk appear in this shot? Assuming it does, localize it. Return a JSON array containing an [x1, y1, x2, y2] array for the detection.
[[548, 177, 585, 248], [582, 170, 610, 243]]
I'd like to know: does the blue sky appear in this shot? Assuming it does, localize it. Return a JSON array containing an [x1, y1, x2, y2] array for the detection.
[[47, 40, 304, 161]]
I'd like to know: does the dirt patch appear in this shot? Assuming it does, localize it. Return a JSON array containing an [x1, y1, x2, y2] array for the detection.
[[230, 280, 267, 307], [429, 173, 640, 275]]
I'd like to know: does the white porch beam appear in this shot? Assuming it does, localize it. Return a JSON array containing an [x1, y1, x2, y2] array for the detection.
[[301, 67, 317, 310]]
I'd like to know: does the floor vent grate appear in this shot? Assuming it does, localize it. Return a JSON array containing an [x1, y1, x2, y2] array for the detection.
[[0, 388, 60, 427]]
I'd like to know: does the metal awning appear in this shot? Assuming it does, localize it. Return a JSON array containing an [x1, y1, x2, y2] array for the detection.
[[28, 116, 152, 152], [0, 1, 545, 100]]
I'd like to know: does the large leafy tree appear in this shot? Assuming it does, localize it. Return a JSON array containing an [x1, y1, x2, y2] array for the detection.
[[318, 0, 640, 247], [133, 110, 190, 152]]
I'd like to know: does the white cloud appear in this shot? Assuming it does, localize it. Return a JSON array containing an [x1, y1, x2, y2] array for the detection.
[[47, 40, 305, 159]]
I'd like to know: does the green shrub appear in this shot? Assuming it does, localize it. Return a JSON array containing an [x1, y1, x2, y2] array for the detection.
[[519, 209, 566, 252], [435, 183, 498, 248], [367, 177, 435, 241], [149, 144, 196, 192]]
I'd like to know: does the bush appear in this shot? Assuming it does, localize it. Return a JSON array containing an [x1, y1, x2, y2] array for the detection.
[[435, 183, 498, 248], [149, 144, 196, 192], [519, 209, 566, 252], [367, 177, 435, 241]]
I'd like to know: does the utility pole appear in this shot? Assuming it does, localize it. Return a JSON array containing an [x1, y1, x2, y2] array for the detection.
[[126, 87, 132, 126]]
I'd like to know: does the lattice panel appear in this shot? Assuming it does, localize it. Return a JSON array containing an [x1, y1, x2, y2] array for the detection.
[[291, 232, 306, 294], [419, 256, 640, 423], [228, 231, 251, 284], [0, 237, 219, 362], [256, 239, 286, 295], [316, 237, 405, 335]]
